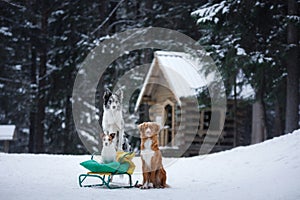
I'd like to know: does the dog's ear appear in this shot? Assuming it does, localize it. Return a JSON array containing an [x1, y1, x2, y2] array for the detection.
[[103, 89, 112, 104], [110, 133, 116, 139], [100, 132, 105, 138], [115, 88, 123, 101], [138, 122, 145, 134], [153, 122, 160, 133], [102, 130, 109, 136]]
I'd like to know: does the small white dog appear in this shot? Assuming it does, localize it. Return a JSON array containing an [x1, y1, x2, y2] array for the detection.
[[102, 88, 131, 151], [101, 133, 116, 164]]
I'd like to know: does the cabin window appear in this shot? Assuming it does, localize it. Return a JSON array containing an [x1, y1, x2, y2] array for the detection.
[[160, 101, 175, 147], [164, 104, 172, 144]]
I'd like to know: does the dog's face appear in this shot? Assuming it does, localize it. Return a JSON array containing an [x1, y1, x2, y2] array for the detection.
[[102, 133, 115, 147], [103, 89, 123, 110], [138, 122, 160, 138]]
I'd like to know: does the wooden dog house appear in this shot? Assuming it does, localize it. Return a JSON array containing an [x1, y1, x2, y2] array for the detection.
[[135, 51, 250, 156]]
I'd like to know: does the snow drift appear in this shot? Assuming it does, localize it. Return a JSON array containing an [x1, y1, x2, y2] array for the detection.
[[1, 129, 300, 200]]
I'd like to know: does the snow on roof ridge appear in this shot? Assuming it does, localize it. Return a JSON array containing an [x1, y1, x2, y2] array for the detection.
[[155, 51, 188, 58], [134, 50, 206, 111]]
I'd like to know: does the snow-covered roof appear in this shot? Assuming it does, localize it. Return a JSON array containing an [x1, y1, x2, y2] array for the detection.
[[0, 125, 16, 140], [135, 51, 206, 110]]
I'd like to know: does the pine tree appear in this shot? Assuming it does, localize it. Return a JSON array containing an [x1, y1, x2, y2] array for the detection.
[[285, 0, 299, 133], [192, 0, 292, 142]]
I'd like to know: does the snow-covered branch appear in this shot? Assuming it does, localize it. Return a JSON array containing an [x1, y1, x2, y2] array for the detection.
[[191, 1, 230, 24]]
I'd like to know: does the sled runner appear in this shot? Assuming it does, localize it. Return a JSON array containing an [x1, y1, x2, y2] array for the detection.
[[78, 152, 138, 189]]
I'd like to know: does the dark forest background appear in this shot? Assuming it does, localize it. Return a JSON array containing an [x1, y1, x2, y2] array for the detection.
[[0, 0, 298, 154]]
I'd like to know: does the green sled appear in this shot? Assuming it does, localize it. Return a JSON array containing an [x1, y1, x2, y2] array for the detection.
[[78, 153, 138, 189]]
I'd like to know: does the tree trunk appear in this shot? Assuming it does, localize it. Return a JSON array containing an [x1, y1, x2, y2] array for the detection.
[[251, 100, 267, 144], [63, 65, 72, 154], [35, 8, 48, 153], [251, 71, 267, 144], [285, 0, 299, 133], [63, 94, 71, 154], [29, 45, 37, 153], [274, 98, 283, 137], [233, 72, 238, 146], [35, 53, 46, 153]]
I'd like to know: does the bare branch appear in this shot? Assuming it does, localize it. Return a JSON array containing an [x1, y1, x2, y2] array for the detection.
[[91, 0, 126, 36]]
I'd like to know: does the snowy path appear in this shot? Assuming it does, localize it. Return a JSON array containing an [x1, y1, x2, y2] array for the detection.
[[1, 130, 300, 200]]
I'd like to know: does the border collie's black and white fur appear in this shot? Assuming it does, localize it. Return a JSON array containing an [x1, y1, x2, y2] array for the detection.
[[102, 88, 131, 152]]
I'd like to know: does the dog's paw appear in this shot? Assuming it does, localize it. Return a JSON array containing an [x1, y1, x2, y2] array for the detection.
[[148, 183, 153, 188], [140, 182, 152, 189], [140, 182, 154, 189], [140, 184, 149, 189]]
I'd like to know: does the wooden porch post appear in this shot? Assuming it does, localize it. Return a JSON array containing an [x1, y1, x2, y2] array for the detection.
[[4, 141, 9, 153]]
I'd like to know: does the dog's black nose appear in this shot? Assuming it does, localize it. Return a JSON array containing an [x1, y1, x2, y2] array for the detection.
[[112, 106, 116, 109]]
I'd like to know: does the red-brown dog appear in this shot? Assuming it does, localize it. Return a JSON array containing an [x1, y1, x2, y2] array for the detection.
[[138, 122, 167, 189]]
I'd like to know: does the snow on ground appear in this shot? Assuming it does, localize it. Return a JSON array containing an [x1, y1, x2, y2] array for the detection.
[[1, 129, 300, 200]]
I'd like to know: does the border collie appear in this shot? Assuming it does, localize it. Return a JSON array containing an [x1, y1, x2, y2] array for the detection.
[[102, 88, 131, 152]]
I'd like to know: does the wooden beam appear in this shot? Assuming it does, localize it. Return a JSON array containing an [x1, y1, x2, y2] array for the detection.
[[4, 141, 9, 153]]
